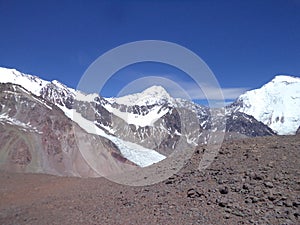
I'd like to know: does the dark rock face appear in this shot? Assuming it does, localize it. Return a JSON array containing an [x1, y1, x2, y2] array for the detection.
[[40, 82, 74, 108], [297, 126, 300, 134], [225, 112, 276, 137]]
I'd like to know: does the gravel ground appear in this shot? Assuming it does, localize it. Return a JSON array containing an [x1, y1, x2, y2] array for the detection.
[[0, 135, 299, 225]]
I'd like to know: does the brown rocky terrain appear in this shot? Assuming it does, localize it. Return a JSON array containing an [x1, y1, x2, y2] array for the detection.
[[0, 134, 299, 225]]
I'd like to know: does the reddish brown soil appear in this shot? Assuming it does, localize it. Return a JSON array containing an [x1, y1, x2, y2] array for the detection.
[[1, 135, 299, 225]]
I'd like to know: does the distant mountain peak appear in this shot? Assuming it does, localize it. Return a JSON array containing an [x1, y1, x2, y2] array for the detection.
[[141, 85, 170, 95], [231, 74, 300, 135], [271, 75, 300, 83], [106, 85, 174, 106]]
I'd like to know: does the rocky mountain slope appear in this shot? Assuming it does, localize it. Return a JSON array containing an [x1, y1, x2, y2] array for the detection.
[[230, 75, 300, 135], [0, 134, 299, 225], [0, 83, 136, 177]]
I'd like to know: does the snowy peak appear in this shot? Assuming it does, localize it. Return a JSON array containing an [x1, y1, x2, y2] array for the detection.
[[232, 75, 300, 135], [270, 75, 300, 84], [0, 67, 49, 96], [106, 85, 174, 106], [0, 67, 75, 97], [0, 67, 78, 109], [140, 85, 171, 98]]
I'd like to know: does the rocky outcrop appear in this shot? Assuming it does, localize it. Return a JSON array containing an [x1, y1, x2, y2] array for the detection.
[[297, 126, 300, 134], [225, 112, 276, 137]]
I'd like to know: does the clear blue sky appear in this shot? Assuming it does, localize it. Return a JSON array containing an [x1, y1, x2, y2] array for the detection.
[[0, 0, 299, 103]]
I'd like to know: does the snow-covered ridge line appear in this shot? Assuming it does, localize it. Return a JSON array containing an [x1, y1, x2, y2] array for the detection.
[[0, 67, 102, 105], [2, 66, 299, 136], [0, 67, 50, 96], [0, 67, 176, 128]]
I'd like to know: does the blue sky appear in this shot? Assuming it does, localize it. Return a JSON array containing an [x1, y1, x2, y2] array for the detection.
[[0, 0, 299, 104]]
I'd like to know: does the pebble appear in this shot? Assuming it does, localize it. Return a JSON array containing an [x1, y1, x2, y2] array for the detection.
[[264, 181, 274, 188], [219, 186, 229, 195], [283, 200, 293, 207], [242, 183, 250, 190], [268, 195, 276, 201], [187, 188, 201, 198], [292, 201, 300, 207]]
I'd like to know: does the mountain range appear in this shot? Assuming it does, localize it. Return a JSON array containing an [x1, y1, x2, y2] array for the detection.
[[0, 67, 299, 177]]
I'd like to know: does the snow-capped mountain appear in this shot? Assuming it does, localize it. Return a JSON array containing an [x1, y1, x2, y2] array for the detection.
[[0, 67, 278, 143], [0, 66, 284, 177], [0, 67, 166, 169], [230, 75, 300, 135]]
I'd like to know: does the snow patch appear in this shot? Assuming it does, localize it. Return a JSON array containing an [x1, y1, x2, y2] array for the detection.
[[0, 113, 42, 133], [103, 104, 169, 127], [59, 107, 166, 167]]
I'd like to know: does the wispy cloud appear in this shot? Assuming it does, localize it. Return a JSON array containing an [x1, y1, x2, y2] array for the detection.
[[117, 75, 249, 102], [180, 85, 249, 100], [154, 80, 249, 101]]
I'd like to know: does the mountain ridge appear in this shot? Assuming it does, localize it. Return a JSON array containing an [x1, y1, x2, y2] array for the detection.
[[1, 66, 297, 177]]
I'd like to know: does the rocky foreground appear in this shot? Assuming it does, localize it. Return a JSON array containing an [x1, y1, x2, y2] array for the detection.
[[0, 135, 299, 225]]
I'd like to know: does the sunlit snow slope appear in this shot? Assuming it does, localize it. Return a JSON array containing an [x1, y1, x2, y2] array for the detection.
[[0, 67, 49, 95], [234, 75, 300, 135]]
